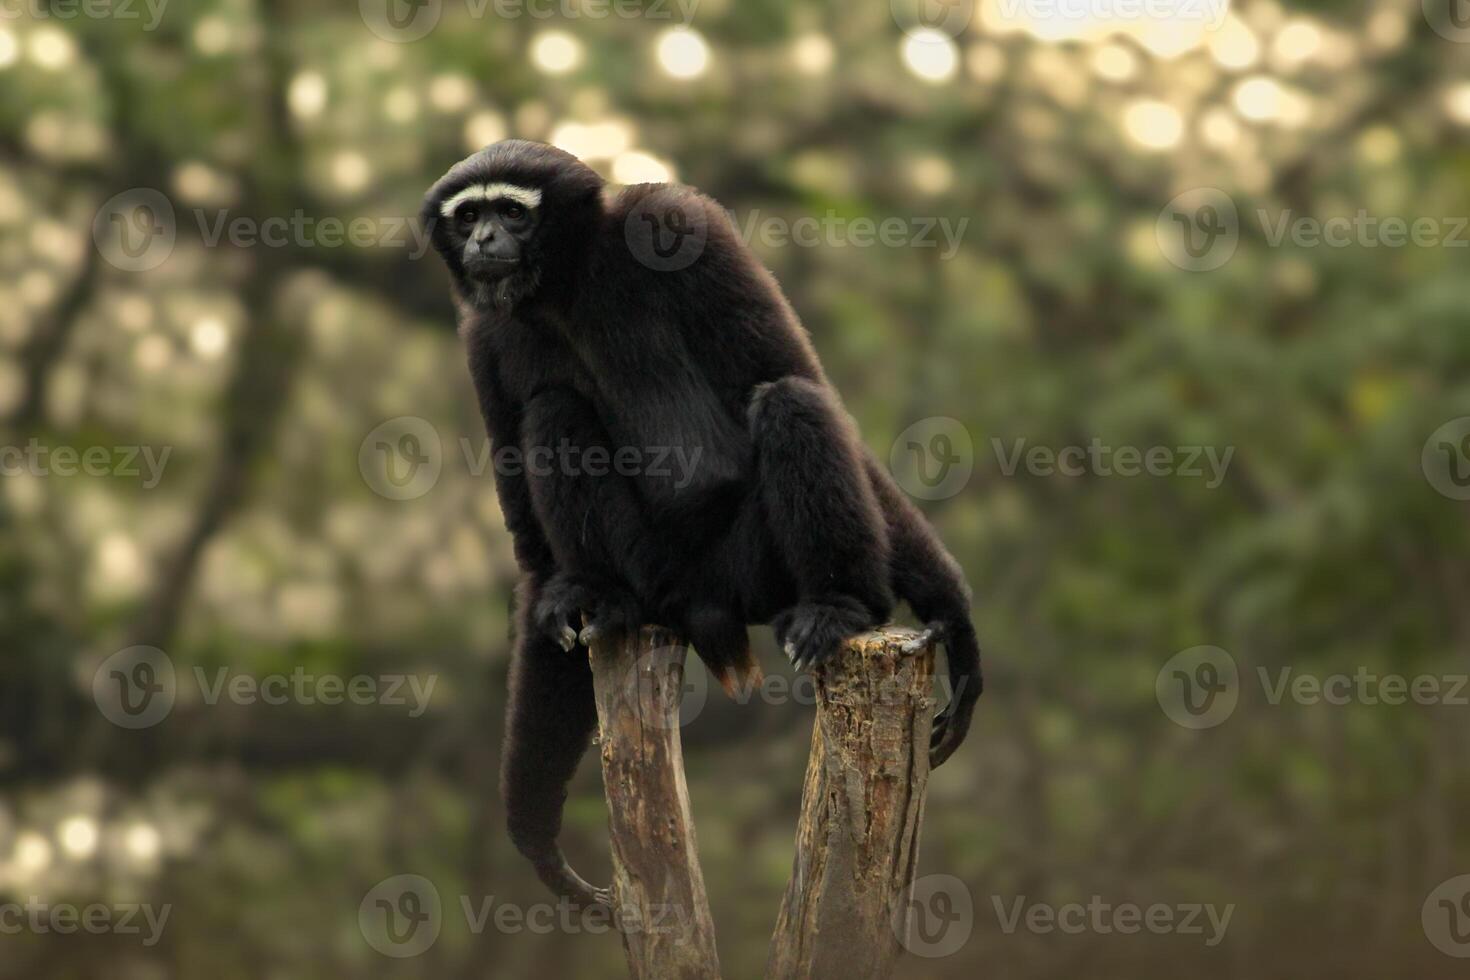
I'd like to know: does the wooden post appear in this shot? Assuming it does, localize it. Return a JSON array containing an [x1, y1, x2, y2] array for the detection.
[[587, 625, 722, 980], [766, 627, 937, 980]]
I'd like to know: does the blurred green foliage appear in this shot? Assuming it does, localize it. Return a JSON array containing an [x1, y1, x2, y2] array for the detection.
[[1, 0, 1469, 977]]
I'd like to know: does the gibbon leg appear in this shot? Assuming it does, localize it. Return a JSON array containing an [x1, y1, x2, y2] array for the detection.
[[520, 386, 656, 645], [746, 377, 894, 670]]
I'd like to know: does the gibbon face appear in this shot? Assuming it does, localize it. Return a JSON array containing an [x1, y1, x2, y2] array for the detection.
[[422, 140, 604, 310], [438, 181, 542, 281]]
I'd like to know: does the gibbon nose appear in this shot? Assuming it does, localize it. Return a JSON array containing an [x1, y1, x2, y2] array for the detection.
[[468, 228, 520, 264]]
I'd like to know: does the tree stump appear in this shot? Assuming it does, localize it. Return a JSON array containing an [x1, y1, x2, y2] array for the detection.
[[587, 626, 722, 980], [766, 627, 937, 980]]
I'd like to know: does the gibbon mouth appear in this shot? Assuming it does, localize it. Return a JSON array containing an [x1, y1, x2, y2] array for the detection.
[[465, 254, 521, 277]]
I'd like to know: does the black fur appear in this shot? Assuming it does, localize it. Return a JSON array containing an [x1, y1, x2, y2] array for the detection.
[[423, 140, 983, 908]]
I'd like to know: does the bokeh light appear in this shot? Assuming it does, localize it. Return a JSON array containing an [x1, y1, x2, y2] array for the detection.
[[656, 27, 710, 79], [383, 87, 420, 124], [288, 71, 328, 119], [1209, 14, 1262, 70], [429, 74, 475, 113], [27, 26, 75, 70], [193, 16, 233, 55], [791, 33, 834, 76], [1272, 18, 1323, 70], [0, 26, 17, 68], [1233, 75, 1285, 122], [125, 822, 162, 862], [612, 150, 675, 184], [550, 119, 634, 161], [902, 29, 960, 84], [1445, 83, 1470, 125], [58, 815, 99, 859], [532, 30, 584, 76], [1124, 100, 1184, 151], [13, 832, 52, 878], [330, 150, 372, 193], [966, 42, 1006, 82], [1090, 44, 1137, 82], [191, 316, 230, 360], [464, 110, 508, 150]]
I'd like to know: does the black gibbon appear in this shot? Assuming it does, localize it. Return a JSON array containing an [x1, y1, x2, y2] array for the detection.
[[423, 140, 982, 908]]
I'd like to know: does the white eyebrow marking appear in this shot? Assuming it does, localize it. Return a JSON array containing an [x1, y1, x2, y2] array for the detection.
[[439, 182, 542, 216]]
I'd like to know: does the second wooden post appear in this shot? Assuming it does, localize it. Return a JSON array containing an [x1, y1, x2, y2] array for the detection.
[[766, 627, 937, 980]]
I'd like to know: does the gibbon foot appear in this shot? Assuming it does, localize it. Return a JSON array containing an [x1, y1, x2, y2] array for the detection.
[[900, 620, 945, 655], [534, 575, 640, 650], [775, 597, 877, 673]]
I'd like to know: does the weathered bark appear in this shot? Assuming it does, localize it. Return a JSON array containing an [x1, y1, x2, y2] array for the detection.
[[587, 626, 722, 980], [766, 627, 936, 980]]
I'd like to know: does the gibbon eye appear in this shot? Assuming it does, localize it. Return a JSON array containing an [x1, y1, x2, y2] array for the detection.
[[503, 203, 526, 220], [457, 206, 479, 225]]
